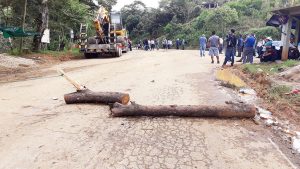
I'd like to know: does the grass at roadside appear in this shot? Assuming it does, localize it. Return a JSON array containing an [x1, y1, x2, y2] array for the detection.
[[242, 60, 299, 75], [40, 48, 83, 58], [268, 85, 300, 112], [9, 47, 83, 59]]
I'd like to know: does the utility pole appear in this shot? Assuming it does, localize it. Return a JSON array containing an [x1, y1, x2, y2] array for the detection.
[[19, 0, 27, 54]]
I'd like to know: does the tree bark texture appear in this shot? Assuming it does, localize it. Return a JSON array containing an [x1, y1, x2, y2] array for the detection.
[[64, 89, 130, 105], [33, 0, 48, 51], [111, 102, 257, 118]]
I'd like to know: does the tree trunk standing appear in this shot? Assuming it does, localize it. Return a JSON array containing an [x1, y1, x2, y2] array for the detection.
[[19, 0, 27, 53], [33, 0, 48, 52], [111, 102, 257, 118]]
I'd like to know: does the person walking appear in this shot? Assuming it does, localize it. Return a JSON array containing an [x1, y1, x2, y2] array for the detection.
[[223, 29, 237, 67], [208, 31, 220, 64], [199, 34, 207, 57], [242, 34, 256, 64]]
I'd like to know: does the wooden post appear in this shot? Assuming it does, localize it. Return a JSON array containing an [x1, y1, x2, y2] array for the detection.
[[19, 0, 27, 53], [281, 16, 292, 61]]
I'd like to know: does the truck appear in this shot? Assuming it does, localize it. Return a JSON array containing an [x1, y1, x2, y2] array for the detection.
[[79, 6, 129, 58]]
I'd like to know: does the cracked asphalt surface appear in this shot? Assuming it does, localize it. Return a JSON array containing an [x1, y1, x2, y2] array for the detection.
[[0, 50, 296, 169]]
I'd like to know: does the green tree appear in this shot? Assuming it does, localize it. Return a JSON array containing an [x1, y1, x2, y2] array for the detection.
[[202, 7, 239, 37]]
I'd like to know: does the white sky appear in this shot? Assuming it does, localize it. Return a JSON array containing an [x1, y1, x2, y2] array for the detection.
[[112, 0, 160, 10]]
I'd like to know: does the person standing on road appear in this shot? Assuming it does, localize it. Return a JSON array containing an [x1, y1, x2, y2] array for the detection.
[[155, 39, 159, 50], [208, 31, 220, 64], [219, 37, 224, 54], [128, 39, 132, 51], [223, 29, 237, 67], [181, 39, 186, 50], [143, 39, 149, 51], [237, 34, 244, 58], [176, 38, 180, 50], [150, 39, 155, 51], [199, 34, 207, 57], [167, 39, 172, 49], [242, 33, 256, 64]]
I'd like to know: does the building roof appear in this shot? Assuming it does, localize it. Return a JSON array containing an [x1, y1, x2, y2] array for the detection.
[[267, 5, 300, 29], [266, 14, 300, 29], [272, 5, 300, 16]]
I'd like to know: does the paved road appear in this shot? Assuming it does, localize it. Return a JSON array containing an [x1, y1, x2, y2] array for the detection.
[[0, 50, 295, 169]]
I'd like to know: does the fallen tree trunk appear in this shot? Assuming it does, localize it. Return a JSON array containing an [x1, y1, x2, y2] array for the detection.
[[111, 102, 256, 118], [64, 89, 130, 105]]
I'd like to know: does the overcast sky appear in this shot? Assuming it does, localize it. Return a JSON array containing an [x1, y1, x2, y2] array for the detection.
[[112, 0, 160, 10]]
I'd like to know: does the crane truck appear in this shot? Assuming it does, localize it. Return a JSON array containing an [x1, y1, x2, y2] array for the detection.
[[79, 6, 129, 58]]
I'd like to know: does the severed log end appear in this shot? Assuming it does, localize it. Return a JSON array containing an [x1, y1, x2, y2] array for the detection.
[[121, 94, 130, 105], [64, 89, 130, 105], [111, 102, 257, 118]]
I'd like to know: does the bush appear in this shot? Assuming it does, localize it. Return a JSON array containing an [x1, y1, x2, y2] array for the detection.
[[247, 26, 281, 40]]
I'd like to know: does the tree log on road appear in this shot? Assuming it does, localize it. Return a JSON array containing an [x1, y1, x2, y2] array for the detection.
[[64, 89, 130, 105], [111, 102, 256, 118]]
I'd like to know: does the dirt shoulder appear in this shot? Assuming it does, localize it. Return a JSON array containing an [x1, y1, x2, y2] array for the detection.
[[0, 51, 82, 83], [232, 61, 300, 128]]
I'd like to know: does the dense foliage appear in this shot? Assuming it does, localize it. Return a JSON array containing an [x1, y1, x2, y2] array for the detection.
[[0, 0, 116, 51]]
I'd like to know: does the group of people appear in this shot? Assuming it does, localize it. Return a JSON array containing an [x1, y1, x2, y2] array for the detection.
[[175, 39, 186, 50], [137, 38, 186, 51], [138, 39, 160, 51], [256, 36, 300, 62], [199, 29, 300, 67], [199, 29, 257, 66]]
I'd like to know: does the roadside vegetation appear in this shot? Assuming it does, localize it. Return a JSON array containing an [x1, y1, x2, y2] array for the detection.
[[268, 85, 300, 113], [39, 48, 82, 58], [0, 0, 117, 55], [236, 61, 300, 115], [242, 60, 300, 75]]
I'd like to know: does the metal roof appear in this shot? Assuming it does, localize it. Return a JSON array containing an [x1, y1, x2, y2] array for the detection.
[[266, 14, 300, 29], [272, 5, 300, 16]]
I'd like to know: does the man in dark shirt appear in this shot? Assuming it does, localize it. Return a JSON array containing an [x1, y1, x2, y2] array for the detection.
[[223, 29, 237, 67], [237, 34, 244, 57]]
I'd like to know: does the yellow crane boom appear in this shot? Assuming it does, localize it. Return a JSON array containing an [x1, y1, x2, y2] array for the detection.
[[94, 6, 110, 40]]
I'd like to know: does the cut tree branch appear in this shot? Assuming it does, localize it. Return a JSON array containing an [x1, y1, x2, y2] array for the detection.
[[111, 101, 257, 118]]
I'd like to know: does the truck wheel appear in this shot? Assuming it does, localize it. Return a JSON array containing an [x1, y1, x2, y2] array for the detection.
[[84, 53, 91, 58], [85, 53, 97, 58], [114, 48, 121, 57]]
